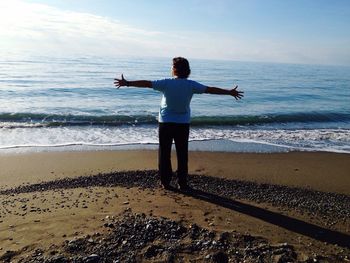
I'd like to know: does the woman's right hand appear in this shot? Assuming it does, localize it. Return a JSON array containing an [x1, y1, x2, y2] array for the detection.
[[114, 74, 129, 88]]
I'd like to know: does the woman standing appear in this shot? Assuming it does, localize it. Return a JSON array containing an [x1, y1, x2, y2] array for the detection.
[[114, 57, 243, 191]]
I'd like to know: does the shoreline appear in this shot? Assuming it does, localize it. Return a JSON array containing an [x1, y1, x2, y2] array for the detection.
[[1, 138, 349, 155]]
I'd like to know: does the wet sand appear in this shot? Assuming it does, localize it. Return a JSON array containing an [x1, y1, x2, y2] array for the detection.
[[0, 150, 349, 262]]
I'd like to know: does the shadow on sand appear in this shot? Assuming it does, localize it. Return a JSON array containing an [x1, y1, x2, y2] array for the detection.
[[171, 187, 350, 249]]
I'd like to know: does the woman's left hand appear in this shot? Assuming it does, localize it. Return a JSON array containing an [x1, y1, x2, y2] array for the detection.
[[230, 85, 244, 100]]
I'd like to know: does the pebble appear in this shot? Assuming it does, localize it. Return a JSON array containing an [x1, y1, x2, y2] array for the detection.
[[85, 254, 100, 263], [3, 169, 347, 221], [212, 251, 229, 263], [0, 170, 349, 262], [9, 212, 313, 262]]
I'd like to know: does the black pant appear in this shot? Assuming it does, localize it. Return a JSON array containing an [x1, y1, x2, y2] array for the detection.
[[158, 122, 190, 186]]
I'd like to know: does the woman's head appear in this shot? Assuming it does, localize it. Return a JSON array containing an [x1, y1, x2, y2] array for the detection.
[[172, 57, 191, 79]]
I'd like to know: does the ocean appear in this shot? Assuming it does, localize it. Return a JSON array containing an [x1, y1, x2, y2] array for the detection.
[[1, 55, 350, 153]]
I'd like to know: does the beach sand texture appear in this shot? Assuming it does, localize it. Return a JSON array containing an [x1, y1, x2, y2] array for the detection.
[[0, 151, 349, 262]]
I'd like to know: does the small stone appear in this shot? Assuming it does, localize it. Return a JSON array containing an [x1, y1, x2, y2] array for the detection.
[[103, 222, 114, 228], [144, 245, 161, 258], [85, 254, 100, 263], [0, 250, 17, 262], [212, 251, 228, 263], [50, 255, 67, 263], [219, 232, 231, 242]]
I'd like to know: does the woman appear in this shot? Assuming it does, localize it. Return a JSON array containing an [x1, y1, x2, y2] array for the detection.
[[114, 57, 243, 191]]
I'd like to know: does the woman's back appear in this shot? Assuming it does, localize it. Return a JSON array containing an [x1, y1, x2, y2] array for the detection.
[[152, 78, 207, 123]]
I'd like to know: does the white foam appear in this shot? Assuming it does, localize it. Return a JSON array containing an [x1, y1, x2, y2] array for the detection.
[[0, 122, 46, 128], [0, 125, 349, 153]]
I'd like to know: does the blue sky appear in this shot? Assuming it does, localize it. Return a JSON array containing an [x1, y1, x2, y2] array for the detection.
[[1, 0, 349, 65]]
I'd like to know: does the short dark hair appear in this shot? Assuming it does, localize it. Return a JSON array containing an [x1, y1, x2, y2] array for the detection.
[[172, 57, 191, 78]]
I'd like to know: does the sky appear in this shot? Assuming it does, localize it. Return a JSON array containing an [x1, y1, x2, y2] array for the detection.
[[0, 0, 349, 65]]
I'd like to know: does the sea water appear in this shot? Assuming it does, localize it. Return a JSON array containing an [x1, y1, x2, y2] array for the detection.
[[0, 55, 350, 153]]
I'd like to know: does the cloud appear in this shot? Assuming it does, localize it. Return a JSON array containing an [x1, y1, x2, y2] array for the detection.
[[0, 0, 349, 65], [0, 0, 164, 57]]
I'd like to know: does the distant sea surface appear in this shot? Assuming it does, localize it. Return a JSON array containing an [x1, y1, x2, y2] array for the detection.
[[1, 55, 350, 153]]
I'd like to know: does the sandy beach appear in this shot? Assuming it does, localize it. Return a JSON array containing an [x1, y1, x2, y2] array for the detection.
[[0, 150, 349, 262]]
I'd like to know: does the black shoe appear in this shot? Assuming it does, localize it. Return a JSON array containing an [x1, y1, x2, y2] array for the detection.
[[179, 184, 191, 192], [161, 183, 174, 190]]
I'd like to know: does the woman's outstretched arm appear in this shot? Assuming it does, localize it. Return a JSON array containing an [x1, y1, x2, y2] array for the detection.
[[205, 85, 244, 100], [114, 74, 152, 88]]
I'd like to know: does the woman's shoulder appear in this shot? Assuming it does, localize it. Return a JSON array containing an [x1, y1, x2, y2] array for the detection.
[[154, 78, 201, 87], [154, 78, 174, 83]]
